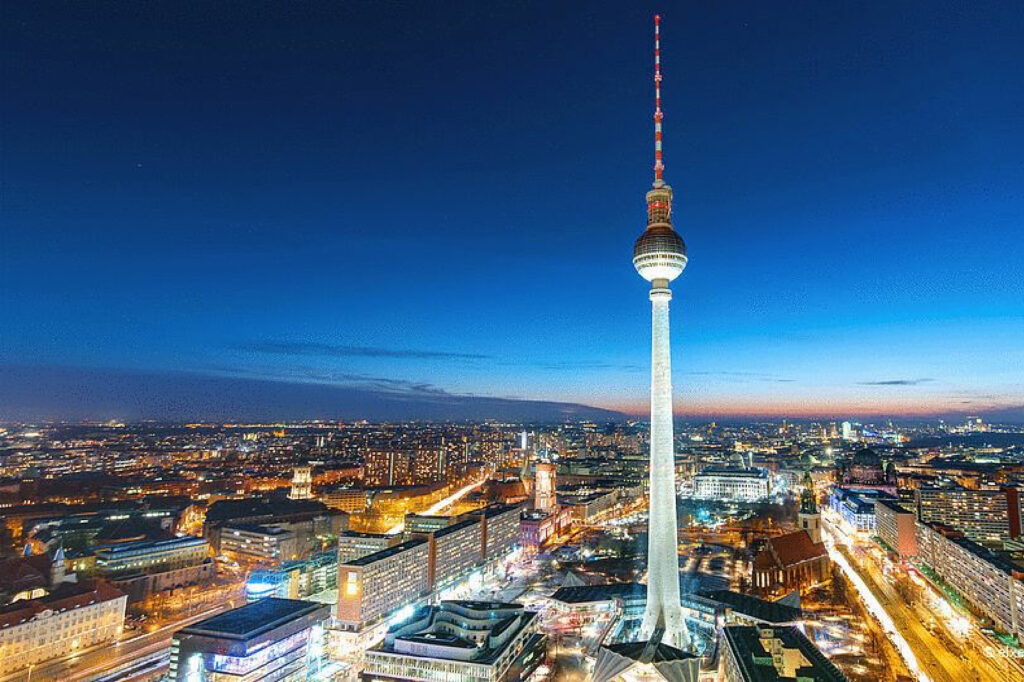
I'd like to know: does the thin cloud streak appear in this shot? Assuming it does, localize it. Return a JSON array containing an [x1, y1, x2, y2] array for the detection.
[[236, 341, 491, 361], [203, 364, 452, 397], [856, 378, 935, 386]]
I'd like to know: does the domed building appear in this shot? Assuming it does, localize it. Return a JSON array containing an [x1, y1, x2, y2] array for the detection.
[[839, 448, 894, 487]]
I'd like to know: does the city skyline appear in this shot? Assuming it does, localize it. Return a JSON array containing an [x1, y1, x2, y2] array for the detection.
[[3, 1, 1023, 422]]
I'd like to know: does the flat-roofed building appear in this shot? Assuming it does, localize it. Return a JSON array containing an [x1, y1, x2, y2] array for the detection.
[[336, 538, 430, 632], [693, 468, 770, 503], [405, 514, 452, 535], [875, 499, 918, 558], [363, 600, 546, 682], [338, 531, 400, 563], [322, 487, 367, 513], [428, 518, 482, 591], [916, 485, 1018, 545], [0, 581, 127, 676], [520, 508, 571, 552], [548, 582, 647, 625], [169, 598, 329, 682], [916, 521, 1024, 639], [478, 504, 521, 562], [94, 535, 210, 576], [244, 549, 338, 602], [720, 625, 847, 682], [220, 524, 300, 565], [829, 487, 894, 535], [560, 488, 620, 524]]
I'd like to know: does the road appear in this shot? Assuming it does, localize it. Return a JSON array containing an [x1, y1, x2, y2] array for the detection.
[[386, 478, 485, 534], [0, 604, 231, 682], [823, 515, 1017, 682]]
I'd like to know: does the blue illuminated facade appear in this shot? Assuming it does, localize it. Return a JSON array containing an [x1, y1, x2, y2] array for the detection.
[[169, 598, 329, 681]]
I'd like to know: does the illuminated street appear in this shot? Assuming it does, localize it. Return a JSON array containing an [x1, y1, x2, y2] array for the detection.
[[823, 512, 1022, 682], [385, 478, 486, 534]]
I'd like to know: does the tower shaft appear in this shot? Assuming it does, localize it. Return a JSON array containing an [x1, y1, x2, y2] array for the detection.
[[640, 286, 688, 649]]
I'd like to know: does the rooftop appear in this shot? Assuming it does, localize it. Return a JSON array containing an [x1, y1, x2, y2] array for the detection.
[[94, 535, 207, 555], [177, 597, 325, 639], [223, 524, 292, 536], [342, 538, 427, 567], [699, 590, 803, 625], [376, 600, 535, 664], [723, 625, 848, 681], [875, 498, 914, 515], [550, 581, 646, 604], [697, 467, 768, 478], [0, 581, 125, 629], [432, 518, 479, 538]]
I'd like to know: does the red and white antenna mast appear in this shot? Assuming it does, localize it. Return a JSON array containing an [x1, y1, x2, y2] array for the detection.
[[653, 14, 665, 187]]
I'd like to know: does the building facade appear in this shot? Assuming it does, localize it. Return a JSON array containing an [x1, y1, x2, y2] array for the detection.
[[915, 521, 1024, 639], [220, 524, 300, 565], [0, 582, 127, 676], [338, 531, 399, 564], [336, 539, 431, 632], [362, 601, 546, 682], [875, 499, 918, 558], [915, 485, 1019, 545], [94, 535, 210, 576], [693, 468, 770, 503], [169, 598, 329, 682], [428, 519, 483, 591], [322, 487, 368, 513]]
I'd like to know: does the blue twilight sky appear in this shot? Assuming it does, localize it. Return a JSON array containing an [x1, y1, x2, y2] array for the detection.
[[2, 1, 1023, 421]]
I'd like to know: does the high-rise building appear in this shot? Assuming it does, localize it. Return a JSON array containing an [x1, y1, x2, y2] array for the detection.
[[915, 521, 1024, 640], [630, 14, 689, 652], [364, 449, 413, 487], [289, 465, 313, 500], [915, 485, 1020, 545], [874, 499, 917, 558], [336, 538, 431, 632]]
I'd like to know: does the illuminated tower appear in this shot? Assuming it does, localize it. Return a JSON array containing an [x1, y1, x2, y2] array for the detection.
[[799, 471, 822, 544], [534, 462, 557, 513], [635, 14, 690, 651], [290, 465, 313, 500]]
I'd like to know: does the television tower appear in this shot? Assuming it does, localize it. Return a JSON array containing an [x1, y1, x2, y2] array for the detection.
[[634, 14, 689, 650]]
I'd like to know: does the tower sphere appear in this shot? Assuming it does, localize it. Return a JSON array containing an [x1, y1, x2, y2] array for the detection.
[[633, 185, 688, 282]]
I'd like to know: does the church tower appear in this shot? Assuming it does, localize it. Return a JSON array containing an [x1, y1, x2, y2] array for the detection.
[[798, 471, 821, 544]]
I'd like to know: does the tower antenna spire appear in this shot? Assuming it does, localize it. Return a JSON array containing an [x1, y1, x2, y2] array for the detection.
[[653, 14, 665, 187]]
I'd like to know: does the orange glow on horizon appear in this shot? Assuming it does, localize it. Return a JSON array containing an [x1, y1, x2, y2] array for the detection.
[[598, 396, 1020, 419]]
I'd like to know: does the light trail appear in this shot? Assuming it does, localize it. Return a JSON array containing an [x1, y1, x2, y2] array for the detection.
[[822, 521, 931, 682], [386, 479, 485, 535]]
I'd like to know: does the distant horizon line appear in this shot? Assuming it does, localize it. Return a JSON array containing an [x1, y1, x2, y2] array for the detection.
[[1, 362, 1021, 425], [3, 414, 1022, 427]]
